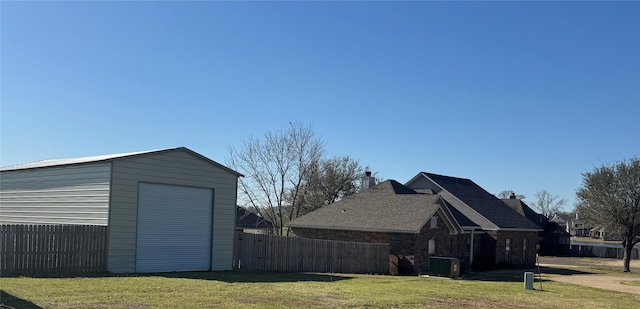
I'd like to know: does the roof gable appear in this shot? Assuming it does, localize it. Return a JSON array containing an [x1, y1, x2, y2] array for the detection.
[[443, 198, 480, 228], [1, 147, 242, 177], [288, 180, 461, 234], [236, 206, 273, 229], [409, 172, 541, 231]]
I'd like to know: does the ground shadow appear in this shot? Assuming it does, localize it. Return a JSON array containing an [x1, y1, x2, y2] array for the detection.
[[538, 266, 595, 276], [149, 271, 353, 283], [1, 270, 353, 283], [462, 266, 595, 282], [0, 290, 43, 309]]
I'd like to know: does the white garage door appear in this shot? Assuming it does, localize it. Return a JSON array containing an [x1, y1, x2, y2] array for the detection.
[[136, 183, 213, 272]]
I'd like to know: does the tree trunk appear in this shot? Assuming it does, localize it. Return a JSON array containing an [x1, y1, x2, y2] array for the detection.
[[623, 240, 634, 272]]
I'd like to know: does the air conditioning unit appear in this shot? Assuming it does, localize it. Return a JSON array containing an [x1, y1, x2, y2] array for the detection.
[[428, 257, 460, 279]]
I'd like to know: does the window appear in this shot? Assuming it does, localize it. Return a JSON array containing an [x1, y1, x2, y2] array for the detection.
[[430, 216, 438, 229], [428, 238, 436, 255], [523, 239, 528, 262]]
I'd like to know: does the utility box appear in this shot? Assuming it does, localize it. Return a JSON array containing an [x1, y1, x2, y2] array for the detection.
[[524, 272, 534, 290], [428, 257, 460, 279]]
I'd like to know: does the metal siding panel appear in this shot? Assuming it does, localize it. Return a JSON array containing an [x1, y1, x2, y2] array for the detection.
[[0, 164, 111, 225], [135, 183, 213, 272], [211, 187, 235, 270], [107, 150, 237, 273]]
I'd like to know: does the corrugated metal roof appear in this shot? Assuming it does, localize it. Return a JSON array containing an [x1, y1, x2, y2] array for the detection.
[[0, 147, 242, 176], [0, 149, 162, 171]]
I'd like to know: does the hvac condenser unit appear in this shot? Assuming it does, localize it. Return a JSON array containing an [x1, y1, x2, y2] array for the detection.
[[428, 257, 460, 279]]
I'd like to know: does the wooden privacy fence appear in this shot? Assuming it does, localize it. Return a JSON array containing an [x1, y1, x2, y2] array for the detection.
[[234, 232, 390, 274], [0, 225, 108, 275], [571, 244, 640, 259]]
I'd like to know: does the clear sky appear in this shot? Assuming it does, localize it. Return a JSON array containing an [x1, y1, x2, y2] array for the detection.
[[2, 1, 639, 210]]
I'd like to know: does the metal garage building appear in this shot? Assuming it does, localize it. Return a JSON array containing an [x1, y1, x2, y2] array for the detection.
[[0, 147, 241, 273]]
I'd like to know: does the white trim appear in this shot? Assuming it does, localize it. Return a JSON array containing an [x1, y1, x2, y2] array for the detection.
[[410, 202, 462, 235], [461, 225, 482, 229], [434, 207, 460, 235], [435, 196, 464, 233], [498, 228, 543, 232]]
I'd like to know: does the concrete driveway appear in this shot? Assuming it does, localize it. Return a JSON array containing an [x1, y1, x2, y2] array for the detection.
[[539, 257, 640, 295], [547, 273, 640, 295]]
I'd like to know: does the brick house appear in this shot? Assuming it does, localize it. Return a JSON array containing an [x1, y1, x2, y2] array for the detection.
[[288, 172, 541, 273], [502, 195, 571, 256]]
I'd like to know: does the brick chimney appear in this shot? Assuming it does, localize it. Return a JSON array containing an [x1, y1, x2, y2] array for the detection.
[[361, 170, 376, 189]]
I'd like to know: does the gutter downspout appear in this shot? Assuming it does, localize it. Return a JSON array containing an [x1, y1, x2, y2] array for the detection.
[[469, 229, 475, 269]]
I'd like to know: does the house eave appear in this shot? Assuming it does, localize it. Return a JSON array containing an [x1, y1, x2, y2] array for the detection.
[[498, 228, 543, 232], [461, 225, 482, 230], [287, 224, 419, 234], [461, 226, 542, 233]]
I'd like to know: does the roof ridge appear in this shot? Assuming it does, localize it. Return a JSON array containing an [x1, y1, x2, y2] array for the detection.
[[1, 147, 182, 169], [421, 172, 472, 182], [380, 179, 419, 194], [0, 147, 242, 177]]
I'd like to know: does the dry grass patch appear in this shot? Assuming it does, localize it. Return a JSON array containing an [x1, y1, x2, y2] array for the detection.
[[1, 269, 639, 308]]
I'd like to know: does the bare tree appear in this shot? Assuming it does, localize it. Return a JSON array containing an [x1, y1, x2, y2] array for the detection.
[[227, 123, 323, 235], [495, 190, 526, 200], [576, 157, 640, 272], [532, 190, 566, 218]]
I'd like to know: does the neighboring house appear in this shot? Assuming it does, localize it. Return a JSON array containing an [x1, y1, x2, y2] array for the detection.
[[289, 172, 541, 273], [549, 214, 566, 226], [555, 213, 590, 237], [501, 194, 570, 255], [589, 225, 621, 241], [288, 179, 465, 274], [236, 206, 274, 234], [0, 147, 241, 273], [568, 214, 589, 237]]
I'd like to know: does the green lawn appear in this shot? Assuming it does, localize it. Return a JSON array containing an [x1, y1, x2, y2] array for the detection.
[[621, 280, 640, 287], [1, 270, 639, 309]]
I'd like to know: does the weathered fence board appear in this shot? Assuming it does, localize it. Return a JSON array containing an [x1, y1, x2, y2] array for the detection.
[[570, 244, 640, 259], [234, 232, 389, 274], [0, 225, 108, 275]]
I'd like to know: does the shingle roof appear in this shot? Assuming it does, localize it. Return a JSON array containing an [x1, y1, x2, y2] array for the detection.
[[421, 173, 541, 230], [444, 199, 480, 228], [501, 198, 546, 228], [236, 206, 273, 229], [287, 180, 447, 233], [0, 147, 242, 176]]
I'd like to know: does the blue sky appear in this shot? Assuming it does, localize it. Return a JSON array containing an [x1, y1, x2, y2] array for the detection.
[[2, 1, 639, 209]]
